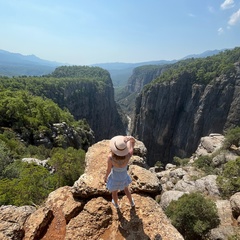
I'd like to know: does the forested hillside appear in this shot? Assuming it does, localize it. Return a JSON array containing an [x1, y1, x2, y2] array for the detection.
[[0, 66, 125, 141], [0, 89, 90, 205]]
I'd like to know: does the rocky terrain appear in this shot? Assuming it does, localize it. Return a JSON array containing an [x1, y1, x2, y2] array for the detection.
[[0, 140, 183, 240], [0, 135, 239, 239]]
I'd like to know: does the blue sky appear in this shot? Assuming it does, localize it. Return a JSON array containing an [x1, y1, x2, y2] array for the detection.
[[0, 0, 240, 65]]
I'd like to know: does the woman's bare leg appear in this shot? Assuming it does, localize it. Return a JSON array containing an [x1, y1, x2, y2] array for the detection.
[[124, 186, 134, 205], [112, 190, 119, 206]]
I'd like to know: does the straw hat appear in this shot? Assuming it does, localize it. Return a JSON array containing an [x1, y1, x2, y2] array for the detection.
[[110, 135, 129, 156]]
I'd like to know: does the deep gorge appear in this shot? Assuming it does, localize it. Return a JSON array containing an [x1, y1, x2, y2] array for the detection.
[[117, 47, 240, 166]]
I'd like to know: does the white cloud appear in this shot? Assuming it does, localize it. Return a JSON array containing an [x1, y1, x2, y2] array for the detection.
[[228, 9, 240, 25], [221, 0, 234, 10], [218, 27, 224, 35]]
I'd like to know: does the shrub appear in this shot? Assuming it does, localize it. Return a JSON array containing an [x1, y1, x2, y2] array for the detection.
[[49, 147, 85, 187], [173, 156, 189, 167], [217, 157, 240, 198], [223, 127, 240, 150], [165, 192, 220, 240], [154, 161, 163, 169], [0, 161, 57, 206], [193, 155, 215, 174], [228, 233, 240, 240]]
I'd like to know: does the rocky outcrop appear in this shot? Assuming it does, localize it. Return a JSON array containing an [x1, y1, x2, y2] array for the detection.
[[1, 135, 240, 239], [0, 205, 35, 240], [0, 139, 184, 240], [31, 121, 95, 151], [132, 63, 240, 165], [195, 134, 225, 158]]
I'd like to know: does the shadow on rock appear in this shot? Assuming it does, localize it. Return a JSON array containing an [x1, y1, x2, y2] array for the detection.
[[117, 207, 161, 240]]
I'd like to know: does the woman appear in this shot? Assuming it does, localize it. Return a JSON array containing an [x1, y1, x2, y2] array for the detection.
[[104, 135, 136, 208]]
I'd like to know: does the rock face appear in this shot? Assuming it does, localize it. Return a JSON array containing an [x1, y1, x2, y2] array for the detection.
[[44, 66, 126, 142], [59, 73, 125, 141], [0, 205, 35, 240], [0, 140, 184, 240], [127, 65, 166, 93], [132, 64, 240, 165]]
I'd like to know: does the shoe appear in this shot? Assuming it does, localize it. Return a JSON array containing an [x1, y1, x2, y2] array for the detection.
[[131, 198, 135, 207], [112, 199, 119, 208]]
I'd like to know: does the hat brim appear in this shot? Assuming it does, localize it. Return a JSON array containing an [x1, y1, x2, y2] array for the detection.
[[110, 135, 129, 156]]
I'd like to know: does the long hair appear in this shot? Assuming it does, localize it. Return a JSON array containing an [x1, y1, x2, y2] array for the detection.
[[111, 152, 127, 160]]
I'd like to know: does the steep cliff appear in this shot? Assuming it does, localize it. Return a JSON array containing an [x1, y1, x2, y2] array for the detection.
[[126, 65, 167, 93], [132, 49, 240, 166], [116, 65, 167, 130], [48, 66, 126, 141]]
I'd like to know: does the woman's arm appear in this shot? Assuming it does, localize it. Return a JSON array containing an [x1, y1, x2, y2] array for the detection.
[[104, 155, 113, 182], [125, 136, 136, 157]]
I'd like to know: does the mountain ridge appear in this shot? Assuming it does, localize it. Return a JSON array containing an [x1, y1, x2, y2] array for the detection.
[[0, 48, 225, 81], [0, 49, 64, 77]]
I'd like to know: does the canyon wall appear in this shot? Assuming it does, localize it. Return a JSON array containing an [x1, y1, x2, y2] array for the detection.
[[132, 63, 240, 166]]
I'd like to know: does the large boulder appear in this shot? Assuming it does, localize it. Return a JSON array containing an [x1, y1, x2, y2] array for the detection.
[[160, 190, 186, 210], [71, 139, 155, 198], [230, 192, 240, 218], [0, 205, 35, 240], [66, 194, 184, 240], [23, 207, 53, 240], [205, 198, 240, 240], [129, 165, 161, 194], [173, 174, 220, 197], [195, 134, 225, 157]]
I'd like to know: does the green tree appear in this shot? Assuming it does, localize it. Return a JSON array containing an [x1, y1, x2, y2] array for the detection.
[[165, 192, 220, 240], [0, 162, 57, 206], [217, 157, 240, 198], [173, 156, 189, 167], [0, 140, 12, 178], [193, 155, 215, 174], [223, 127, 240, 149], [49, 147, 85, 187]]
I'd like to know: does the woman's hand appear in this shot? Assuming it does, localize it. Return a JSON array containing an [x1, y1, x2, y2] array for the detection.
[[124, 136, 135, 143]]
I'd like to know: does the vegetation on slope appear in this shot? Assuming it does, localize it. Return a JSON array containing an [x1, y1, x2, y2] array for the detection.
[[0, 66, 110, 206], [166, 192, 220, 240], [0, 88, 88, 205], [146, 47, 240, 89]]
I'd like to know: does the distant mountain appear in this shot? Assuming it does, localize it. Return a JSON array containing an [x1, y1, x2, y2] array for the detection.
[[92, 49, 226, 87], [92, 60, 176, 71], [0, 48, 226, 82], [182, 49, 226, 60], [92, 60, 177, 87], [0, 49, 64, 77]]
